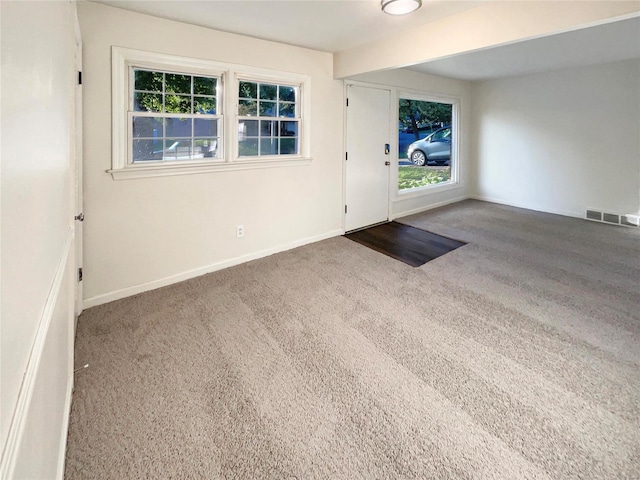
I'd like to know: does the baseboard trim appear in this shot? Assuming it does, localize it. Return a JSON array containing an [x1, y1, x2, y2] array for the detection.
[[0, 228, 74, 480], [391, 195, 469, 220], [83, 228, 344, 308], [469, 195, 582, 219], [56, 375, 74, 479]]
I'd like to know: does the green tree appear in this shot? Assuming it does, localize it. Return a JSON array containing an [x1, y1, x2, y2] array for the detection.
[[399, 99, 452, 141]]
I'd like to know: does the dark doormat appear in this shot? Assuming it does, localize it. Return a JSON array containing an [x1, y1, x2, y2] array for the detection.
[[345, 221, 466, 267]]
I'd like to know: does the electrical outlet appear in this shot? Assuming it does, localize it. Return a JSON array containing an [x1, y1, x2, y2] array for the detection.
[[236, 225, 244, 238]]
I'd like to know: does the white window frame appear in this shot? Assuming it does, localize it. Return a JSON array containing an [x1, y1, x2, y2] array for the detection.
[[110, 47, 311, 180], [235, 75, 302, 160], [394, 90, 461, 199]]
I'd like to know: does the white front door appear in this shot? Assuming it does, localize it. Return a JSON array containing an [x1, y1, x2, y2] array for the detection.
[[345, 84, 391, 232]]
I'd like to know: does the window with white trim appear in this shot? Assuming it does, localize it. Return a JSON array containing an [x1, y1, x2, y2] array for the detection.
[[398, 94, 459, 193], [111, 47, 311, 180], [237, 80, 299, 157], [131, 68, 222, 163]]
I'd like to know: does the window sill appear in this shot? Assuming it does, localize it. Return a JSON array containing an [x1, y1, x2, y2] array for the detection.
[[108, 157, 312, 180]]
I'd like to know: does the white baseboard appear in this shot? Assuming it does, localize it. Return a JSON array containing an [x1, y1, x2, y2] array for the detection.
[[0, 228, 74, 480], [56, 375, 74, 479], [469, 194, 582, 219], [83, 228, 344, 308], [391, 194, 470, 220]]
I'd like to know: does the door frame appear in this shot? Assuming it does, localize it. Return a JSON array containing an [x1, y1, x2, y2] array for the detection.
[[74, 14, 83, 320], [342, 80, 395, 232]]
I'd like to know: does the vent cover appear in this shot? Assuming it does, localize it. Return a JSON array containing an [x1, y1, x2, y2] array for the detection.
[[586, 209, 638, 228], [586, 210, 602, 221], [603, 213, 620, 224]]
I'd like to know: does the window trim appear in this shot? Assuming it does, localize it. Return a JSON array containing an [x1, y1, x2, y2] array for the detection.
[[394, 90, 462, 199], [234, 75, 303, 160], [110, 47, 311, 180], [128, 67, 223, 165], [231, 72, 310, 163]]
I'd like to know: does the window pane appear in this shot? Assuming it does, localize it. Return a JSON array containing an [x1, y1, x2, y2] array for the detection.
[[163, 139, 192, 160], [194, 76, 216, 95], [279, 103, 295, 118], [239, 81, 257, 99], [259, 101, 276, 116], [194, 138, 218, 158], [240, 120, 259, 137], [259, 84, 277, 100], [165, 73, 191, 94], [260, 120, 276, 137], [132, 116, 163, 138], [194, 97, 216, 114], [279, 86, 295, 102], [134, 93, 162, 112], [279, 121, 298, 137], [165, 117, 192, 137], [398, 98, 453, 191], [239, 100, 257, 116], [238, 138, 258, 157], [260, 138, 278, 155], [165, 95, 191, 113], [132, 139, 163, 162], [194, 118, 218, 137], [134, 70, 163, 92], [279, 138, 298, 155]]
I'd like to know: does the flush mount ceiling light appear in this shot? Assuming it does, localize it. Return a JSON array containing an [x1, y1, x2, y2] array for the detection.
[[381, 0, 422, 15]]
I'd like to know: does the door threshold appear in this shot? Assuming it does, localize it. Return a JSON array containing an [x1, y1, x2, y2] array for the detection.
[[345, 220, 390, 235]]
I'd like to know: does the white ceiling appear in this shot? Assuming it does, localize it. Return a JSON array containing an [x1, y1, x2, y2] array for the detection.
[[406, 15, 640, 81], [92, 0, 484, 53], [91, 0, 640, 81]]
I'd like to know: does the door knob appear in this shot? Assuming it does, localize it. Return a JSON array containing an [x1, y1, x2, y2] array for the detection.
[[384, 144, 390, 154], [385, 161, 390, 166]]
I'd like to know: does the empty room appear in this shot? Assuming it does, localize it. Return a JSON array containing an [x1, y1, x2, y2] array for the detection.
[[1, 1, 639, 479]]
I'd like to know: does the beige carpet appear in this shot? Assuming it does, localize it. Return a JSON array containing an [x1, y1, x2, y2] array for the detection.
[[65, 200, 640, 479]]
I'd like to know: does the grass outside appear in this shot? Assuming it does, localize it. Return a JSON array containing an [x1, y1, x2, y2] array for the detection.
[[398, 165, 451, 190]]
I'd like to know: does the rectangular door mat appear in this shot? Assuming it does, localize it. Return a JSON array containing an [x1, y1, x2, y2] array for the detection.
[[345, 221, 466, 267]]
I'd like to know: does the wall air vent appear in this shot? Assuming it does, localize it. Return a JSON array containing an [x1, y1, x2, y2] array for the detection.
[[603, 213, 620, 224], [586, 210, 602, 221], [586, 209, 638, 228]]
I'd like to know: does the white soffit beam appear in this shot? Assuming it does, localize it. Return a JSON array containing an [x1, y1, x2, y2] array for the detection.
[[334, 1, 640, 79]]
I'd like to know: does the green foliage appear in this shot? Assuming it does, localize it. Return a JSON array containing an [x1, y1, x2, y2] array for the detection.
[[165, 73, 190, 94], [239, 81, 257, 99], [134, 70, 163, 92], [194, 76, 216, 95], [399, 98, 452, 135], [133, 69, 217, 114], [165, 94, 190, 113], [260, 84, 277, 100], [398, 166, 451, 190]]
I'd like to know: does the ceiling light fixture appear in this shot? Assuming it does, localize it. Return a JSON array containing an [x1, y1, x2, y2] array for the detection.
[[381, 0, 422, 15]]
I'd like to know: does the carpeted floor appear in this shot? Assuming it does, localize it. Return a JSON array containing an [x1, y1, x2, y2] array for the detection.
[[65, 200, 640, 479]]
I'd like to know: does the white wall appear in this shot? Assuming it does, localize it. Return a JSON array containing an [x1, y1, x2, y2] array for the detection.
[[1, 1, 77, 477], [348, 69, 472, 218], [78, 2, 343, 306], [471, 59, 640, 217]]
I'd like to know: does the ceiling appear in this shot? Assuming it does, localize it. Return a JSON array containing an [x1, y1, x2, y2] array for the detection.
[[406, 15, 640, 81], [92, 0, 484, 53], [91, 0, 640, 81]]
